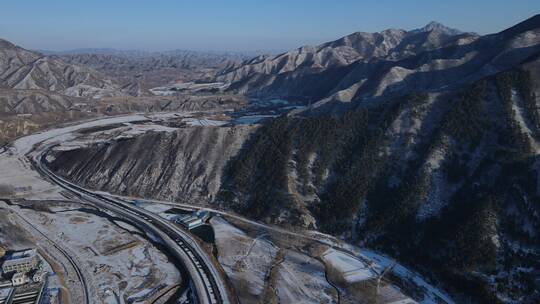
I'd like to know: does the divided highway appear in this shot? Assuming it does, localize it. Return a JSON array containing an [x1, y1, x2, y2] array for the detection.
[[33, 147, 233, 304]]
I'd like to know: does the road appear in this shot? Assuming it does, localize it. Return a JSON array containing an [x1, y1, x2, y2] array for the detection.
[[32, 147, 232, 304], [114, 195, 337, 246]]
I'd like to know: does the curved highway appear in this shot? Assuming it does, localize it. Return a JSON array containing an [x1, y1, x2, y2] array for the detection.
[[32, 147, 232, 304]]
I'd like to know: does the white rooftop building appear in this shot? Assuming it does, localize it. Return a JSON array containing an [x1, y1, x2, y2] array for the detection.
[[10, 273, 27, 287], [173, 210, 211, 230], [175, 214, 204, 229]]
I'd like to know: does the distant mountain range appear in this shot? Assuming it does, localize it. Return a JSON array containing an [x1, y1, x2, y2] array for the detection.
[[0, 40, 261, 101], [0, 39, 124, 98], [45, 48, 260, 91], [39, 47, 269, 58], [216, 16, 540, 112], [53, 50, 248, 87]]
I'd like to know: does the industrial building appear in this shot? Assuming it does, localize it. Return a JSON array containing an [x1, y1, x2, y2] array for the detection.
[[10, 273, 26, 287], [173, 210, 210, 230], [0, 248, 47, 304], [1, 249, 40, 274]]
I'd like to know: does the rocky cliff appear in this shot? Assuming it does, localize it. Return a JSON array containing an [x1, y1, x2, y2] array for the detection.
[[0, 39, 124, 98], [48, 126, 256, 205]]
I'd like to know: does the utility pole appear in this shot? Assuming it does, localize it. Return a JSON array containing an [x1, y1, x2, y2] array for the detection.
[[376, 261, 397, 295]]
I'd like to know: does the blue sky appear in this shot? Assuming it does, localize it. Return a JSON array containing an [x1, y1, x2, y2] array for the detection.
[[0, 0, 538, 52]]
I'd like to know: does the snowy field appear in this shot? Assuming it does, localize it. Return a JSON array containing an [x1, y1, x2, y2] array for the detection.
[[4, 200, 181, 303], [321, 248, 376, 283], [13, 115, 149, 154], [275, 250, 337, 304], [181, 117, 229, 126], [303, 230, 454, 303], [211, 216, 278, 302], [0, 153, 62, 200], [210, 216, 338, 303], [360, 250, 455, 304], [0, 115, 167, 200]]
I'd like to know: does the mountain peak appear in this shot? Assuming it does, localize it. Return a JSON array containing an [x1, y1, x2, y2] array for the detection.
[[0, 38, 18, 50], [413, 21, 464, 36]]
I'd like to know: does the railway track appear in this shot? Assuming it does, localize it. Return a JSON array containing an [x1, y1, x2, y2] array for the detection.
[[11, 210, 90, 304]]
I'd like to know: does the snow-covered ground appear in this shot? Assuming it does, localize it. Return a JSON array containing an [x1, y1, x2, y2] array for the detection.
[[304, 232, 454, 303], [0, 115, 163, 200], [208, 215, 339, 303], [50, 123, 180, 153], [211, 216, 278, 301], [511, 88, 540, 153], [276, 250, 337, 304], [359, 250, 454, 304], [4, 200, 181, 303], [13, 115, 149, 154], [181, 117, 228, 126], [321, 248, 376, 283], [138, 201, 177, 214], [0, 153, 62, 199]]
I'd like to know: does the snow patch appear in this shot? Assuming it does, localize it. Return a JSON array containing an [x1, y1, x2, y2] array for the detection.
[[182, 118, 228, 126], [321, 248, 376, 283]]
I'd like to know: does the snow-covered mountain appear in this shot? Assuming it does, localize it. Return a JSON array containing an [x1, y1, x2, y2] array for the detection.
[[216, 16, 540, 113], [0, 39, 125, 98]]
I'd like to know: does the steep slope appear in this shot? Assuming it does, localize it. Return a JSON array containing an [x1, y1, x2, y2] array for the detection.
[[326, 14, 540, 102], [0, 89, 102, 144], [217, 16, 540, 108], [48, 126, 256, 204], [218, 67, 540, 302], [216, 21, 477, 100], [0, 88, 88, 114], [0, 39, 124, 98]]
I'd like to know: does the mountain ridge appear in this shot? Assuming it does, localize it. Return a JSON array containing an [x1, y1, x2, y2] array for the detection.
[[0, 38, 125, 98], [216, 15, 540, 111]]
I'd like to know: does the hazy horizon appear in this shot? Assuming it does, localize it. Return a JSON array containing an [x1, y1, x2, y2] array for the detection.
[[1, 0, 539, 52]]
